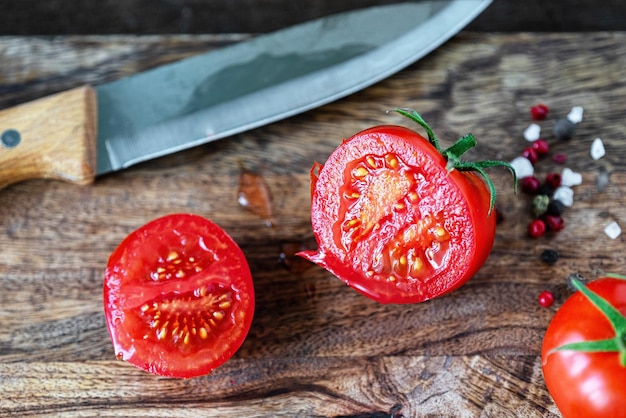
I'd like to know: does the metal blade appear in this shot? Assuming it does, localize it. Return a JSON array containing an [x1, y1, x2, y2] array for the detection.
[[96, 0, 491, 174]]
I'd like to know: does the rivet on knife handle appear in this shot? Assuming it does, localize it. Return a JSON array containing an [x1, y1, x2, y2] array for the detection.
[[0, 86, 98, 190]]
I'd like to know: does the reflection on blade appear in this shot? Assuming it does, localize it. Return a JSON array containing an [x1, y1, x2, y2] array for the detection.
[[96, 0, 491, 174]]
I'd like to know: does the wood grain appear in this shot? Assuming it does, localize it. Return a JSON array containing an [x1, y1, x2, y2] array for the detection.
[[1, 32, 625, 416]]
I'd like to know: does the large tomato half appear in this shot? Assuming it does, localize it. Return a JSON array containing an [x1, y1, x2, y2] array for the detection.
[[298, 111, 505, 304], [541, 276, 626, 417], [103, 214, 254, 378]]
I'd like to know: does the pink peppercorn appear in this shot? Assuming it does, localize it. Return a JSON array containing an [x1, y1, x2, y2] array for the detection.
[[545, 172, 562, 189], [531, 138, 550, 155], [552, 154, 568, 164], [538, 290, 554, 308], [544, 214, 565, 232], [530, 104, 550, 121], [520, 176, 541, 195], [528, 219, 547, 238], [522, 147, 539, 164]]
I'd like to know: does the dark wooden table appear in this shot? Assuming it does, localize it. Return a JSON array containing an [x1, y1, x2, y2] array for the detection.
[[1, 31, 625, 416], [2, 0, 625, 34]]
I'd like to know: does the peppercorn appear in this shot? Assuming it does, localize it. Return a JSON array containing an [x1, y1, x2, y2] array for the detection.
[[533, 194, 551, 217], [520, 176, 541, 195], [537, 182, 555, 196], [554, 117, 576, 140], [541, 249, 559, 265], [529, 219, 547, 238], [530, 103, 549, 121], [522, 147, 539, 164], [544, 214, 565, 231], [538, 290, 555, 308], [552, 154, 568, 164], [531, 138, 550, 155], [547, 199, 566, 216], [545, 172, 562, 189]]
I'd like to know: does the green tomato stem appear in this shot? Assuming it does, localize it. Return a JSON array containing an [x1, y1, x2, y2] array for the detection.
[[393, 108, 442, 151], [392, 108, 517, 214], [552, 276, 626, 367]]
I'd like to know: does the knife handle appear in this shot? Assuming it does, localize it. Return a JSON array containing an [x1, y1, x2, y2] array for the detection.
[[0, 86, 98, 190]]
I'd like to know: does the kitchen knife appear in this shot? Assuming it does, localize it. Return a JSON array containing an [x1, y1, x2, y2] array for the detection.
[[0, 0, 491, 189]]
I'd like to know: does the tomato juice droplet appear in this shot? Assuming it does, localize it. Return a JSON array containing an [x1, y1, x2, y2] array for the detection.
[[237, 165, 274, 227], [278, 241, 315, 274]]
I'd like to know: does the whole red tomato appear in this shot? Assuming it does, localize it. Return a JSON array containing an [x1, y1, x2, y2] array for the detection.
[[298, 109, 513, 304], [542, 275, 626, 417], [103, 214, 254, 378]]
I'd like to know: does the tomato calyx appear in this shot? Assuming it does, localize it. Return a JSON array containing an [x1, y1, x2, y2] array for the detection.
[[548, 274, 626, 367], [393, 108, 517, 212]]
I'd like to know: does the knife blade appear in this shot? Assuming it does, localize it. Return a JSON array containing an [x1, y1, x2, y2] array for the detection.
[[0, 0, 491, 189]]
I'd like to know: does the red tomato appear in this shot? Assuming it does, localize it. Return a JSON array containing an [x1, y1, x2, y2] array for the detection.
[[103, 214, 254, 378], [542, 276, 626, 417], [298, 110, 510, 304]]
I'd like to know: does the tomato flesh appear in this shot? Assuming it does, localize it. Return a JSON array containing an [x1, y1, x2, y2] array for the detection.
[[299, 126, 496, 304], [104, 214, 254, 378], [542, 278, 626, 417]]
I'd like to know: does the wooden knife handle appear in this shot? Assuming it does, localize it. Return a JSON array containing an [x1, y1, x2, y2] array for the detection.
[[0, 86, 98, 190]]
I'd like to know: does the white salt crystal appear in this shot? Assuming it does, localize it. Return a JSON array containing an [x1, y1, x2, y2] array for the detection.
[[523, 123, 541, 141], [510, 156, 534, 179], [590, 137, 605, 160], [561, 168, 582, 187], [553, 186, 574, 207], [567, 106, 584, 123], [604, 221, 622, 239]]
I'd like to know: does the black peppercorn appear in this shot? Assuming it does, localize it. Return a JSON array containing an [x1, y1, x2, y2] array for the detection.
[[547, 199, 566, 216], [541, 249, 559, 265], [537, 183, 555, 196], [554, 117, 576, 140]]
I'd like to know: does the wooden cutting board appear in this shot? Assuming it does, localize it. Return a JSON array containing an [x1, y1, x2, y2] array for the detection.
[[1, 32, 625, 417]]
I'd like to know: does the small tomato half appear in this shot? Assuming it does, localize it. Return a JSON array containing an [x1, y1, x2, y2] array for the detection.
[[103, 213, 254, 378], [298, 109, 512, 304], [541, 276, 626, 417]]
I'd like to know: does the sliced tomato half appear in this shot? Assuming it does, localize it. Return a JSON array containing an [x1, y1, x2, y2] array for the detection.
[[299, 111, 511, 304], [103, 214, 254, 378]]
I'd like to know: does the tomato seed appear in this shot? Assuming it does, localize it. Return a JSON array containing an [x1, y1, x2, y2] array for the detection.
[[538, 290, 554, 307], [353, 166, 368, 178], [385, 154, 399, 168]]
